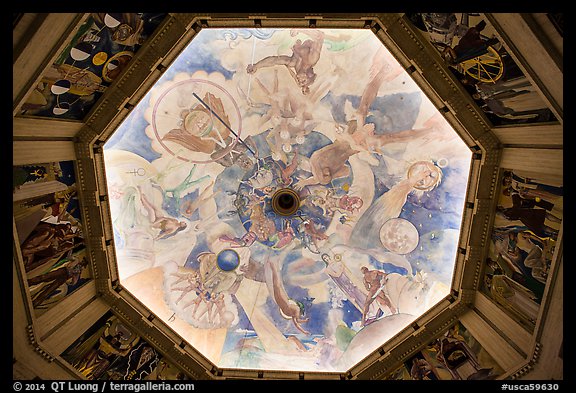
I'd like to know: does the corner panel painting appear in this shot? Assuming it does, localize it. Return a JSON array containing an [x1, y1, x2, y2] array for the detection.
[[406, 13, 557, 126], [13, 161, 90, 316], [385, 321, 504, 380], [61, 312, 189, 380], [19, 13, 166, 120], [103, 28, 473, 372], [481, 169, 562, 332]]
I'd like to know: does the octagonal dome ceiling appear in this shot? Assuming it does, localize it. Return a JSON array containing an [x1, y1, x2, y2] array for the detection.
[[102, 27, 472, 373]]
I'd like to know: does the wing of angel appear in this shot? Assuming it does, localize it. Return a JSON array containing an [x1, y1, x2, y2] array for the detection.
[[202, 92, 231, 139], [162, 128, 214, 154], [163, 92, 232, 154]]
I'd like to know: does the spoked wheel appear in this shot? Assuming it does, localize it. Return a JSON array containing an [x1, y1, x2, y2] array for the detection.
[[460, 46, 504, 83]]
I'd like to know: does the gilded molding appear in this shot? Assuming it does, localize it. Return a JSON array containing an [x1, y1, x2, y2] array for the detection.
[[75, 158, 98, 192], [169, 13, 197, 29], [374, 13, 403, 28], [113, 46, 162, 98], [356, 359, 386, 380], [83, 88, 129, 132], [26, 325, 55, 363], [146, 16, 184, 56], [74, 125, 99, 146], [510, 342, 542, 379]]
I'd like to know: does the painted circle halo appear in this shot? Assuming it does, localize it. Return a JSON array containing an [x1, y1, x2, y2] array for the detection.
[[407, 160, 442, 191], [151, 78, 242, 163]]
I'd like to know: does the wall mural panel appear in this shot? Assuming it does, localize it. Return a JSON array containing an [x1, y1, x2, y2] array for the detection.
[[61, 312, 189, 380], [406, 13, 557, 126], [103, 28, 473, 373], [481, 169, 562, 332], [19, 13, 166, 120], [385, 321, 504, 380], [13, 161, 89, 316]]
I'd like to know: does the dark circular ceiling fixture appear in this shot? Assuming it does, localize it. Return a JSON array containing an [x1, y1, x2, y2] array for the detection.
[[271, 188, 300, 216]]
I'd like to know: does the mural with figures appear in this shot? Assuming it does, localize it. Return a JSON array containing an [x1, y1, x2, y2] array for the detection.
[[61, 312, 189, 380], [405, 13, 557, 126], [13, 161, 89, 316], [19, 13, 166, 120], [103, 28, 473, 372], [481, 169, 562, 332], [384, 321, 504, 380]]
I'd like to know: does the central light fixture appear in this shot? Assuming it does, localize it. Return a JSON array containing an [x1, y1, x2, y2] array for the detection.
[[271, 188, 300, 216]]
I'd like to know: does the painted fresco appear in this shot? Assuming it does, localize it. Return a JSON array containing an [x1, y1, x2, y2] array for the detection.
[[385, 321, 504, 380], [19, 13, 166, 120], [481, 169, 562, 332], [103, 28, 473, 372], [406, 13, 557, 126], [13, 161, 89, 316], [61, 313, 189, 380]]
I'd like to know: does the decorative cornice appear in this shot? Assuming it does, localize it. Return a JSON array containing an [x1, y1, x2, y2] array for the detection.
[[510, 342, 542, 380], [26, 325, 55, 363]]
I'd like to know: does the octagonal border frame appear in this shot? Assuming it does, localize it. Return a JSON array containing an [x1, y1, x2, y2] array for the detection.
[[66, 13, 511, 380]]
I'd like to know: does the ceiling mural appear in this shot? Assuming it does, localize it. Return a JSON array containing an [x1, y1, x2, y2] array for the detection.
[[19, 13, 166, 120], [384, 321, 504, 380], [13, 161, 89, 317], [406, 13, 557, 126], [482, 169, 562, 332], [103, 28, 472, 373], [61, 312, 190, 380]]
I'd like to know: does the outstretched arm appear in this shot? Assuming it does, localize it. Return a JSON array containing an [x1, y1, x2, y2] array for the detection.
[[293, 174, 319, 190], [247, 54, 294, 73], [138, 187, 158, 223], [357, 46, 403, 123], [292, 316, 310, 335]]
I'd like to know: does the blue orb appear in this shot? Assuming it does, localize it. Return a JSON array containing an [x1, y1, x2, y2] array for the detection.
[[217, 249, 240, 272]]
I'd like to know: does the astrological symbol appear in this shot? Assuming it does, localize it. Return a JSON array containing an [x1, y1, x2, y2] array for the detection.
[[126, 168, 146, 176]]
